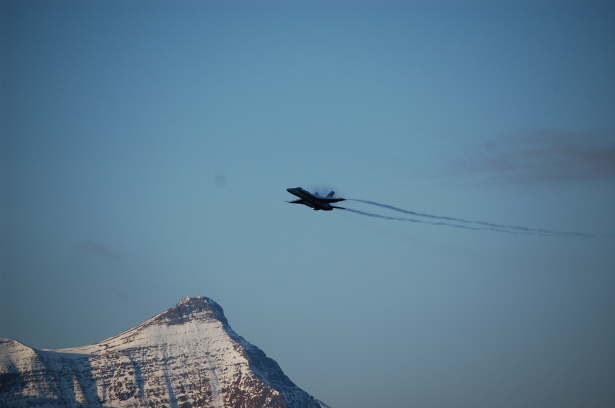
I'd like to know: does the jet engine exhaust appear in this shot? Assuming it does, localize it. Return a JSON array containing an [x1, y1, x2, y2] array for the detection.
[[347, 199, 593, 237], [341, 208, 531, 235]]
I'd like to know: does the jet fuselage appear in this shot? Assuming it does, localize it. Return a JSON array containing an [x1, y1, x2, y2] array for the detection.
[[286, 187, 345, 211]]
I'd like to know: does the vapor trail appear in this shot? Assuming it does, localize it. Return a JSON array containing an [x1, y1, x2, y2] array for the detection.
[[348, 199, 592, 237], [342, 208, 536, 235]]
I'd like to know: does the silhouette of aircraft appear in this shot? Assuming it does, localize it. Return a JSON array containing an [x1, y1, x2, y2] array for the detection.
[[286, 187, 345, 211]]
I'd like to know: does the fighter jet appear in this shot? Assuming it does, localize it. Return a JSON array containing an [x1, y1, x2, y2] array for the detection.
[[286, 187, 346, 211]]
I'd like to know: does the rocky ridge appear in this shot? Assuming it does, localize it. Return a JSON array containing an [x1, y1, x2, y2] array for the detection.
[[0, 297, 326, 408]]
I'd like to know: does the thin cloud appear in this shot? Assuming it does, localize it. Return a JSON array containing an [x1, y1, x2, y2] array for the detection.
[[458, 130, 615, 182]]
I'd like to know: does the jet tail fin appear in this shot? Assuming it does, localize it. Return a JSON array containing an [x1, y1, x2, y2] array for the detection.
[[326, 191, 335, 198]]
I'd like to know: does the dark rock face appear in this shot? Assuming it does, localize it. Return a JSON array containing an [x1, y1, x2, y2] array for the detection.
[[0, 297, 325, 408]]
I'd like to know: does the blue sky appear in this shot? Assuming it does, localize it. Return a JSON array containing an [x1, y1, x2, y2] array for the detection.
[[3, 1, 615, 407]]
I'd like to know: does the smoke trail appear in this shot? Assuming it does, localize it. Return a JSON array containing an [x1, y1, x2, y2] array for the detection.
[[348, 199, 592, 237], [342, 208, 539, 235]]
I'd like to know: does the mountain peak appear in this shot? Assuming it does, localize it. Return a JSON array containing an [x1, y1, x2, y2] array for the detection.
[[179, 295, 205, 304], [1, 296, 327, 408], [148, 296, 228, 327]]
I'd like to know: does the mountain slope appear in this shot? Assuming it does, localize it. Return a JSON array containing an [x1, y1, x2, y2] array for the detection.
[[0, 297, 326, 408]]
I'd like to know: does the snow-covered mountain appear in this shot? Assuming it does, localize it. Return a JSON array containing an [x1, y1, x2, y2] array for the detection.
[[0, 296, 328, 408]]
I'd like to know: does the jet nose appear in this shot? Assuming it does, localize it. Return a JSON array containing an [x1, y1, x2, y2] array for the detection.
[[286, 188, 293, 193]]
